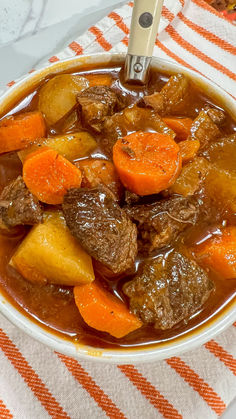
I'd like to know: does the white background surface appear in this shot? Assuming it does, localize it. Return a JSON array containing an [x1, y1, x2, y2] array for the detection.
[[0, 1, 235, 417]]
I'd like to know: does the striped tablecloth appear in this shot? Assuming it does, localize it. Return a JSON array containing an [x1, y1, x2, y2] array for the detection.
[[1, 1, 236, 418]]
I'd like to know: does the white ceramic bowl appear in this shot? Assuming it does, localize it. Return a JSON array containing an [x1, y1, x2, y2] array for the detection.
[[0, 53, 235, 363]]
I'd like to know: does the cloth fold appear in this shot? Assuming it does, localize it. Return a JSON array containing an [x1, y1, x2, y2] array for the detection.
[[0, 1, 236, 418]]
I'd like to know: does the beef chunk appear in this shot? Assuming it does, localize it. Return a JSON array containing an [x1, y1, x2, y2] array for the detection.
[[102, 104, 175, 155], [124, 190, 140, 206], [204, 107, 225, 125], [188, 110, 221, 149], [0, 176, 42, 230], [77, 86, 123, 132], [62, 185, 137, 275], [125, 195, 198, 253], [123, 251, 214, 329], [144, 74, 189, 115]]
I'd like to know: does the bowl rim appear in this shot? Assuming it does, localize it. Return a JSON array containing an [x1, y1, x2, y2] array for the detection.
[[0, 52, 235, 363]]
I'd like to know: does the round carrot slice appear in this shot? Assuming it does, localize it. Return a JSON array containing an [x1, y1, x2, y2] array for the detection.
[[0, 111, 46, 154], [23, 147, 82, 204], [113, 131, 182, 196]]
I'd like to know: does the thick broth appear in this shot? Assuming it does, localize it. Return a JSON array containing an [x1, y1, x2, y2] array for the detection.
[[0, 64, 235, 348]]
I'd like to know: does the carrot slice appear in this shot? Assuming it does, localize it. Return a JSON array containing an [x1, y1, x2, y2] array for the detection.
[[162, 117, 193, 141], [86, 73, 113, 87], [23, 147, 82, 204], [193, 226, 236, 279], [78, 158, 122, 199], [113, 131, 182, 196], [74, 281, 142, 338], [179, 139, 200, 163], [0, 111, 46, 154]]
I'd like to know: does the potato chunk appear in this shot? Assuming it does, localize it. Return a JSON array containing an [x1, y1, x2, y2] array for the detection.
[[10, 211, 94, 286], [38, 74, 89, 125], [205, 166, 236, 213], [18, 131, 97, 162], [170, 157, 210, 196]]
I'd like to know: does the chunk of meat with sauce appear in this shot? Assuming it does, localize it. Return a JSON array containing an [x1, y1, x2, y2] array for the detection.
[[62, 185, 137, 275], [188, 110, 221, 149], [0, 176, 42, 230], [125, 195, 199, 254], [204, 106, 225, 125], [123, 251, 214, 330], [77, 86, 123, 132], [144, 74, 189, 115], [102, 104, 175, 155]]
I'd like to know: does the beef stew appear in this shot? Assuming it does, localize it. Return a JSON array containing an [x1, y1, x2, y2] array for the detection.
[[0, 63, 235, 348]]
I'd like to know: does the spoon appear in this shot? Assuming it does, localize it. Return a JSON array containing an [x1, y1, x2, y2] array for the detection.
[[124, 0, 164, 84]]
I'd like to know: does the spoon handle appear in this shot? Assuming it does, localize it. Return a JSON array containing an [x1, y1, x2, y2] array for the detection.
[[124, 0, 164, 84]]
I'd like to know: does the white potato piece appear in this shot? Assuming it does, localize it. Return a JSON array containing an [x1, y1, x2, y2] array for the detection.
[[10, 211, 95, 286], [38, 74, 89, 125]]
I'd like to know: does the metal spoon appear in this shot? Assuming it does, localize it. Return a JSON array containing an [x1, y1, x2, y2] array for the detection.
[[124, 0, 164, 84]]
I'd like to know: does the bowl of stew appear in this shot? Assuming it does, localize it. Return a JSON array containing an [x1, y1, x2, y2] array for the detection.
[[0, 53, 235, 363]]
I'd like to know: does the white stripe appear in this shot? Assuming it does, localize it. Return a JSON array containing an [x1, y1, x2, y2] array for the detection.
[[214, 325, 236, 358], [180, 347, 232, 404], [173, 15, 236, 75], [1, 316, 107, 419], [189, 0, 236, 45], [138, 360, 215, 419], [159, 28, 234, 93], [0, 349, 50, 419], [80, 361, 161, 419]]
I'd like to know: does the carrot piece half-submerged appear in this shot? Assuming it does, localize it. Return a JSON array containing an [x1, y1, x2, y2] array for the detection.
[[113, 131, 182, 196], [192, 226, 236, 279], [74, 281, 142, 338], [23, 147, 82, 204], [162, 117, 193, 141], [0, 111, 46, 154], [85, 73, 113, 87]]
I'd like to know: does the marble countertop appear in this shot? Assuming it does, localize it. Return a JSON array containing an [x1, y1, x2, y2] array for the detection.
[[0, 1, 235, 417]]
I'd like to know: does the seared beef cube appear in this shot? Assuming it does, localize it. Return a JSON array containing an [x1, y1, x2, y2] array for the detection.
[[188, 110, 221, 149], [123, 251, 214, 329], [77, 86, 122, 131], [102, 104, 175, 155], [62, 185, 137, 275], [125, 195, 198, 253], [0, 176, 42, 229], [144, 74, 189, 115], [204, 107, 225, 125], [124, 190, 140, 206]]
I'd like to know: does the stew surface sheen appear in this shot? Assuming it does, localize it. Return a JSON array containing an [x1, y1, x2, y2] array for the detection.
[[0, 64, 235, 349]]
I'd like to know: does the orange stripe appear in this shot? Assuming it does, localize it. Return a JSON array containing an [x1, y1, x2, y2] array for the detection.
[[234, 322, 236, 327], [128, 2, 134, 7], [118, 365, 182, 419], [7, 81, 16, 87], [28, 69, 35, 74], [178, 12, 236, 55], [0, 399, 13, 419], [179, 0, 185, 6], [49, 55, 60, 63], [0, 329, 69, 419], [69, 41, 83, 55], [162, 6, 175, 22], [205, 340, 236, 376], [89, 26, 112, 51], [165, 25, 236, 81], [109, 12, 129, 35], [57, 353, 126, 419], [192, 0, 235, 26], [122, 36, 129, 47], [166, 357, 226, 415]]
